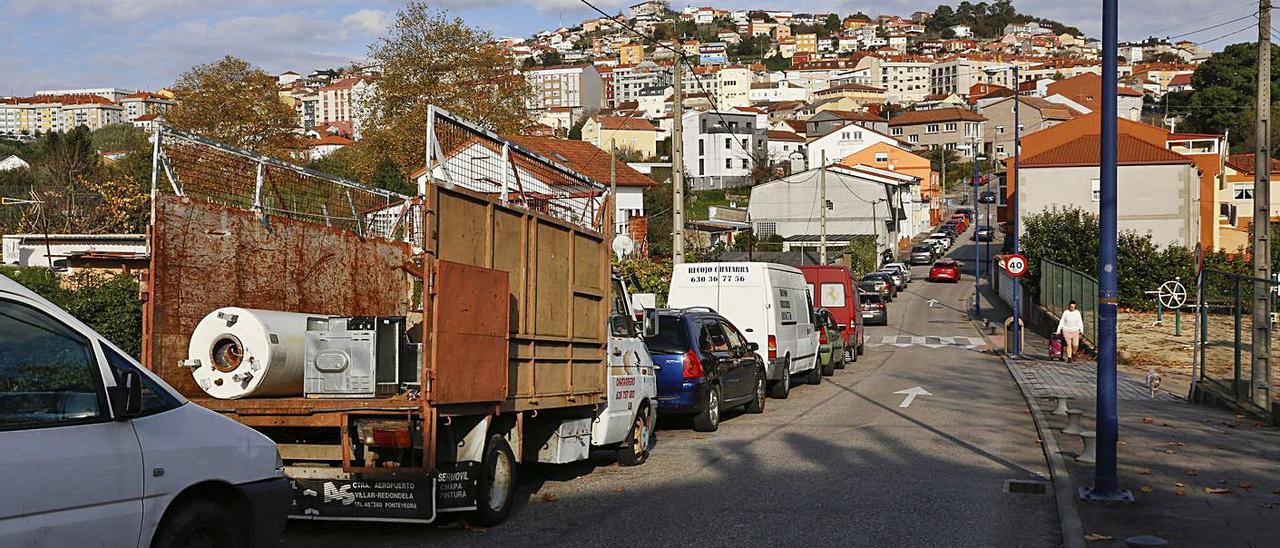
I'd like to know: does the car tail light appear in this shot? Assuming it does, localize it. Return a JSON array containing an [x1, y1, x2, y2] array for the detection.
[[682, 349, 704, 379], [875, 302, 886, 310], [819, 329, 828, 344], [767, 335, 777, 361], [371, 428, 412, 448]]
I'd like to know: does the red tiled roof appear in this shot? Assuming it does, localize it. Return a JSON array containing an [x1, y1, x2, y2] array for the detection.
[[594, 115, 656, 131], [766, 130, 805, 142], [1047, 72, 1143, 110], [134, 113, 160, 121], [319, 77, 363, 92], [121, 91, 169, 101], [1020, 134, 1194, 168], [780, 119, 807, 133], [309, 134, 355, 147], [1225, 153, 1280, 175], [889, 106, 986, 126], [1168, 73, 1193, 86], [509, 136, 657, 188], [819, 109, 888, 123]]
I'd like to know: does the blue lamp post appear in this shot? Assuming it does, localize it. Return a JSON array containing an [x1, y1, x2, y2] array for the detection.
[[984, 63, 1021, 357]]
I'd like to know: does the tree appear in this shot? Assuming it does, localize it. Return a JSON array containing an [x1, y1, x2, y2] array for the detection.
[[824, 14, 842, 35], [1173, 42, 1280, 153], [358, 3, 531, 180], [166, 56, 300, 158], [90, 124, 149, 153], [371, 156, 413, 195], [35, 126, 100, 231]]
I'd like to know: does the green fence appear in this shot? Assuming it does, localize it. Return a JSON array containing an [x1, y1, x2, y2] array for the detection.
[[1195, 269, 1276, 418], [1039, 258, 1098, 345]]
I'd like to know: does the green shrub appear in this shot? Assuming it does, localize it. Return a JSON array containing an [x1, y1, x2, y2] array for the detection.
[[1, 266, 142, 358]]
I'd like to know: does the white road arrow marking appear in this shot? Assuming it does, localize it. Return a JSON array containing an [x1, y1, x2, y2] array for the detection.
[[894, 386, 933, 408], [927, 298, 939, 308]]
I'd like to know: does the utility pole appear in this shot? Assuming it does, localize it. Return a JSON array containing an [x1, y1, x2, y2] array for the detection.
[[1252, 0, 1273, 411], [672, 55, 686, 264], [820, 150, 828, 264], [610, 139, 617, 239], [972, 136, 981, 318], [1081, 0, 1131, 503]]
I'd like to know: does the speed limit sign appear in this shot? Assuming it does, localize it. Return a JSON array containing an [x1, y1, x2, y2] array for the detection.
[[1005, 254, 1028, 277]]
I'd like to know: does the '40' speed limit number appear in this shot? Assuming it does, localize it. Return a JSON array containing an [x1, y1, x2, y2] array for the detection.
[[1004, 254, 1028, 277]]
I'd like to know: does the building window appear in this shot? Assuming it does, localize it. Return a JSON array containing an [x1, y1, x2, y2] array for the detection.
[[945, 122, 957, 132], [1092, 179, 1101, 202], [996, 125, 1004, 135], [892, 127, 903, 136], [699, 139, 705, 155], [926, 124, 939, 133], [1234, 183, 1254, 200], [909, 134, 919, 143], [726, 158, 732, 169], [725, 137, 732, 149], [875, 152, 889, 162], [699, 159, 705, 175], [995, 144, 1005, 154], [756, 221, 777, 236], [741, 158, 749, 169]]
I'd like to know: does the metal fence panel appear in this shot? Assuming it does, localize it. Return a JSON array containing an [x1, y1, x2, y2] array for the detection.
[[1039, 258, 1098, 345], [1196, 269, 1275, 417]]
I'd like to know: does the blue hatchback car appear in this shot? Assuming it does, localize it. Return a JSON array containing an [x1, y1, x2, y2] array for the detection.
[[643, 308, 768, 432]]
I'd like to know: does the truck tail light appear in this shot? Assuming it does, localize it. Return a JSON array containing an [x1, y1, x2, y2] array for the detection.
[[371, 428, 412, 448], [682, 349, 704, 379], [767, 335, 777, 361]]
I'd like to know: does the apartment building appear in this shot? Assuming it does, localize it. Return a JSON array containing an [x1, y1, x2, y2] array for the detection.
[[681, 110, 767, 190], [929, 58, 1018, 97], [0, 95, 124, 134], [856, 56, 932, 103], [612, 62, 671, 106], [888, 107, 986, 159], [118, 92, 176, 123], [316, 77, 373, 137], [618, 44, 645, 65], [526, 64, 605, 116], [34, 88, 135, 103]]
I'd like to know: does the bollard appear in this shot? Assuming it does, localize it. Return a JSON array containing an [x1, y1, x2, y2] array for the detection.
[[1051, 396, 1072, 416], [1077, 431, 1097, 464], [1063, 409, 1085, 435]]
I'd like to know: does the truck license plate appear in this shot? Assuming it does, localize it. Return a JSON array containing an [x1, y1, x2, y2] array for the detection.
[[291, 477, 436, 522]]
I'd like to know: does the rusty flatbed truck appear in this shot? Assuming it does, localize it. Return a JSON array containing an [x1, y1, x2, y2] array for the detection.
[[141, 109, 658, 526]]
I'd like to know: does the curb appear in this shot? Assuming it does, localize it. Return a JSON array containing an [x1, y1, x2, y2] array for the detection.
[[1001, 354, 1087, 548], [973, 319, 1086, 548]]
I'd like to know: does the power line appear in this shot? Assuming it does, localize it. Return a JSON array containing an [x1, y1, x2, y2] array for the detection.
[[1147, 0, 1259, 37], [1197, 20, 1260, 45], [1167, 8, 1262, 41]]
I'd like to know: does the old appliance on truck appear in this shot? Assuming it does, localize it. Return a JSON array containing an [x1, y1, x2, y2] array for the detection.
[[142, 108, 657, 527]]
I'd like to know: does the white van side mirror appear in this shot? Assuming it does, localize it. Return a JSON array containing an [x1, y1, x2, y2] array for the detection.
[[642, 308, 659, 338]]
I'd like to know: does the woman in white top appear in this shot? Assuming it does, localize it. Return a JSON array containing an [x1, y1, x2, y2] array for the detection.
[[1056, 300, 1085, 362]]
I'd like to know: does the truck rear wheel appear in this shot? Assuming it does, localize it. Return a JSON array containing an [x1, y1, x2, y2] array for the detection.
[[467, 435, 515, 527], [152, 499, 244, 548], [616, 403, 653, 466]]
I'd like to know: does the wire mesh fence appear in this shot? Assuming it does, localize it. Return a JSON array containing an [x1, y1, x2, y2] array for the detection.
[[154, 127, 412, 240], [1195, 268, 1277, 416], [426, 107, 608, 231], [1038, 258, 1098, 345]]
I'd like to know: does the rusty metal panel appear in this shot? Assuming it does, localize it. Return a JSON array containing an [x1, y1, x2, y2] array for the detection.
[[428, 260, 509, 405], [145, 195, 413, 397]]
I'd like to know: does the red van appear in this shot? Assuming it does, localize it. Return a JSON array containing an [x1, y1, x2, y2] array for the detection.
[[799, 265, 865, 362]]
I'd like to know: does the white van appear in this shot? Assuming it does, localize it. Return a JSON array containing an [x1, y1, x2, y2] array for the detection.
[[667, 262, 821, 399], [0, 274, 287, 548]]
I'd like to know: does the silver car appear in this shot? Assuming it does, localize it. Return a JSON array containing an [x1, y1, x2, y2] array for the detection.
[[910, 246, 934, 265], [882, 262, 912, 284]]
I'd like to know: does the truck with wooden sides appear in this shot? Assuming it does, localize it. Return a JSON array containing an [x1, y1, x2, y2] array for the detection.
[[141, 109, 658, 526]]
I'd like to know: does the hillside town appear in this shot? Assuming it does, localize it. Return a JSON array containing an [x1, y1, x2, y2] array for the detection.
[[1, 1, 1279, 548]]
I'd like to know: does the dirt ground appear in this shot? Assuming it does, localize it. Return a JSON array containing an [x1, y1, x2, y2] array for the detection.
[[1112, 310, 1280, 402]]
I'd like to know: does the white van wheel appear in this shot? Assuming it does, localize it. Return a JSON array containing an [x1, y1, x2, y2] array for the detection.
[[767, 359, 791, 399]]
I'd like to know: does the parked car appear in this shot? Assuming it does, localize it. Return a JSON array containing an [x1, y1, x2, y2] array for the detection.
[[799, 266, 864, 364], [922, 238, 948, 255], [668, 262, 822, 400], [814, 308, 848, 375], [954, 207, 974, 219], [929, 259, 962, 283], [644, 309, 767, 432], [861, 272, 899, 298], [860, 292, 888, 325], [858, 279, 892, 302], [910, 245, 936, 265], [881, 263, 912, 285], [877, 268, 905, 290], [930, 233, 954, 248], [979, 190, 997, 204], [0, 274, 289, 548], [973, 226, 995, 241], [949, 215, 969, 231]]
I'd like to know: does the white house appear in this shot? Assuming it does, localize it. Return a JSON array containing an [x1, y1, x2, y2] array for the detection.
[[681, 110, 768, 190], [804, 121, 900, 168], [0, 155, 30, 171]]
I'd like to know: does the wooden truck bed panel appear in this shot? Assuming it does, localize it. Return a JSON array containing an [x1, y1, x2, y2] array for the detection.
[[144, 195, 413, 398]]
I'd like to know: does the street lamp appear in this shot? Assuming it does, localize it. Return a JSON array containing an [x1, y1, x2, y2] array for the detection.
[[971, 146, 986, 318], [984, 64, 1021, 357]]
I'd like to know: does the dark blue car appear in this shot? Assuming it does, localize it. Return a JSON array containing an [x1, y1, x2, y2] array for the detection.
[[643, 308, 767, 432]]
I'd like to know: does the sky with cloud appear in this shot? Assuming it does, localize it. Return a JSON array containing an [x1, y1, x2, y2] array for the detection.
[[0, 0, 1263, 94]]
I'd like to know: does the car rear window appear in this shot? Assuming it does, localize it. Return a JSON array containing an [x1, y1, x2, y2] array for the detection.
[[644, 315, 690, 354], [912, 246, 930, 252], [862, 293, 883, 304], [934, 261, 955, 268]]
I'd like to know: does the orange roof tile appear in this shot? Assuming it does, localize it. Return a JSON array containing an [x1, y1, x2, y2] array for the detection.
[[594, 115, 656, 131], [767, 130, 805, 142], [1225, 153, 1280, 175], [1021, 134, 1194, 168], [889, 107, 986, 126], [509, 136, 657, 188]]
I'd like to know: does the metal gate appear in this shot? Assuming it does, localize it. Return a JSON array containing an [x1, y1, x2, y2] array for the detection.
[[1194, 268, 1277, 418]]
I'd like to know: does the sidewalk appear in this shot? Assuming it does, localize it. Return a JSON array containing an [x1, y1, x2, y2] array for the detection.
[[1005, 313, 1280, 546]]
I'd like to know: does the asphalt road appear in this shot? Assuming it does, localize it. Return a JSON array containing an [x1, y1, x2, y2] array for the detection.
[[283, 235, 1058, 548]]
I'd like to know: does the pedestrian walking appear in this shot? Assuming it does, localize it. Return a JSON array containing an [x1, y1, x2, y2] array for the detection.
[[1056, 300, 1084, 363]]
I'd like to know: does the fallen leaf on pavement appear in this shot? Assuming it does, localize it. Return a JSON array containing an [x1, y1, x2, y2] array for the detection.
[[461, 523, 487, 532], [1161, 422, 1172, 427], [1085, 533, 1114, 541], [1138, 468, 1153, 475], [1163, 449, 1177, 454], [540, 493, 559, 502], [1238, 482, 1253, 490], [1118, 441, 1127, 446], [1174, 489, 1186, 497], [1141, 417, 1156, 424], [1139, 485, 1152, 493], [1218, 479, 1229, 484], [1204, 487, 1232, 495], [613, 487, 625, 493], [1174, 482, 1186, 488], [1185, 469, 1199, 476]]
